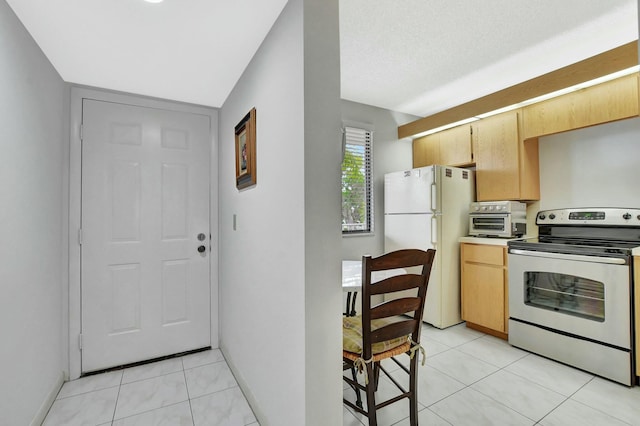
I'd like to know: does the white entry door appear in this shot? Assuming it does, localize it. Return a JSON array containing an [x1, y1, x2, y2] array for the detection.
[[81, 99, 211, 373]]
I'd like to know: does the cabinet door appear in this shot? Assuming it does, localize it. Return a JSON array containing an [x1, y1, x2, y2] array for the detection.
[[413, 133, 440, 168], [439, 124, 473, 166], [461, 262, 505, 332], [473, 111, 520, 201]]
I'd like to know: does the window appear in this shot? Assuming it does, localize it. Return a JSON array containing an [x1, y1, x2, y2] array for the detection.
[[342, 126, 373, 234]]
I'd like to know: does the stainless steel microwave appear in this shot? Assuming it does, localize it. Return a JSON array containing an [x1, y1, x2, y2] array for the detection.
[[468, 201, 527, 238]]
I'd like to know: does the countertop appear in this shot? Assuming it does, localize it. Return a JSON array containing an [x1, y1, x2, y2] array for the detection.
[[458, 236, 528, 246], [633, 247, 640, 256]]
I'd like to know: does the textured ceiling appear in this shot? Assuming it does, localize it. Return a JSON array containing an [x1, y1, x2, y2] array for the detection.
[[6, 0, 639, 116], [340, 0, 638, 117]]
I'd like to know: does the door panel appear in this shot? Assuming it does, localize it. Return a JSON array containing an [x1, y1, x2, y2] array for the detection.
[[81, 99, 211, 372]]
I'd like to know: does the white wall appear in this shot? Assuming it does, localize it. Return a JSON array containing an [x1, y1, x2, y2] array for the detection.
[[341, 100, 418, 260], [218, 0, 341, 424], [538, 117, 640, 210], [0, 1, 67, 424], [302, 0, 342, 424]]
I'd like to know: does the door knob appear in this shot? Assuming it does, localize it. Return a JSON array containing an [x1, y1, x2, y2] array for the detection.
[[197, 233, 206, 241], [197, 245, 206, 253]]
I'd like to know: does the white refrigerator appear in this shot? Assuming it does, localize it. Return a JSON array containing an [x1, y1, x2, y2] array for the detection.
[[384, 165, 475, 329]]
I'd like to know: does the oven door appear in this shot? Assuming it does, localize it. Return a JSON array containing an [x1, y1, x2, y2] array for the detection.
[[508, 249, 631, 349]]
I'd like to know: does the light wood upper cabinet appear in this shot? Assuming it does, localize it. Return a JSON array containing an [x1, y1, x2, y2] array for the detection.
[[411, 75, 636, 199], [523, 73, 639, 139], [439, 124, 473, 166], [412, 133, 440, 167], [473, 110, 540, 201], [413, 124, 472, 168], [461, 243, 508, 337]]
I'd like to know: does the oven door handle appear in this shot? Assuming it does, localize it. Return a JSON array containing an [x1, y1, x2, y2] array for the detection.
[[509, 249, 627, 265]]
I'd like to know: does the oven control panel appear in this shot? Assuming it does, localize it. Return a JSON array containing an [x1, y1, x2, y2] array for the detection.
[[536, 208, 640, 226], [568, 211, 606, 221]]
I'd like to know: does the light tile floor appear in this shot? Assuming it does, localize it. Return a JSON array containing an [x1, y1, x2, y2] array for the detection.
[[43, 323, 640, 425], [42, 349, 258, 426], [344, 323, 640, 426]]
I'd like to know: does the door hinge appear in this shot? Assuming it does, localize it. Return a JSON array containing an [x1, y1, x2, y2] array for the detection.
[[78, 228, 82, 245], [79, 124, 84, 141], [78, 334, 83, 350]]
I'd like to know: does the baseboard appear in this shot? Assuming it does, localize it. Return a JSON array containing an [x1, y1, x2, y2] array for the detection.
[[220, 344, 266, 426], [30, 371, 64, 426]]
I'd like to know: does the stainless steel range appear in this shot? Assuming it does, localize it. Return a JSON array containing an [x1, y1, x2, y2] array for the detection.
[[508, 207, 639, 386]]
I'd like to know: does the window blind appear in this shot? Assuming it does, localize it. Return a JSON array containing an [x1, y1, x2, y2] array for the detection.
[[342, 126, 373, 234]]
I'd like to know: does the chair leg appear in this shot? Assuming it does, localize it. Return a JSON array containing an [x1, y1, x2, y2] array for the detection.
[[373, 362, 381, 391], [409, 353, 418, 426], [350, 365, 362, 408], [365, 362, 377, 426]]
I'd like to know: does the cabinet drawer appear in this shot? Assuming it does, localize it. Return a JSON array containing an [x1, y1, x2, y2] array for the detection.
[[462, 244, 505, 266]]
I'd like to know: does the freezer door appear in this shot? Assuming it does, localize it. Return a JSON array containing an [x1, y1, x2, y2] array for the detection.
[[384, 213, 435, 252], [384, 167, 434, 214]]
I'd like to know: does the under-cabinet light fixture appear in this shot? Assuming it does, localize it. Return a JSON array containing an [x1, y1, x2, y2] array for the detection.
[[411, 117, 480, 139], [411, 65, 640, 139]]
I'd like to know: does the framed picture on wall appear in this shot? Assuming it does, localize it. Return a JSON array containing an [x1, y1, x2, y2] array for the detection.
[[235, 107, 257, 189]]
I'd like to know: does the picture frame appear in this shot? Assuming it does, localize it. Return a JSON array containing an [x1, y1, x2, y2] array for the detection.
[[234, 108, 257, 189]]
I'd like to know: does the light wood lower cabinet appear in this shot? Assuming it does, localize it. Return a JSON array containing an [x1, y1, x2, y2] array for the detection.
[[460, 243, 508, 339]]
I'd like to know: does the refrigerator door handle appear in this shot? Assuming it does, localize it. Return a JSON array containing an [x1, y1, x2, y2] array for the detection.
[[430, 182, 437, 213], [431, 214, 438, 245]]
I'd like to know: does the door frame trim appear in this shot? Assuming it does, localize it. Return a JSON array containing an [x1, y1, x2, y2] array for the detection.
[[68, 87, 219, 379]]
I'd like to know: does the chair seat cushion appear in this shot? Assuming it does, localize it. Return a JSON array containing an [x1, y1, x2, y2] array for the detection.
[[343, 315, 408, 355]]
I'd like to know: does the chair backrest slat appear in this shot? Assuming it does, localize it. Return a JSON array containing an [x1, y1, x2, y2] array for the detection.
[[370, 320, 417, 344], [360, 248, 436, 360], [368, 274, 423, 295], [367, 250, 431, 271], [370, 298, 421, 320]]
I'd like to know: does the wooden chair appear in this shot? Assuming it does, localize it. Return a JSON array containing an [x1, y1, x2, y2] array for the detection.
[[342, 248, 436, 426]]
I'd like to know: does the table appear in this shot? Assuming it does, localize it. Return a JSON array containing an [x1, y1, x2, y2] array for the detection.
[[342, 260, 406, 316]]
